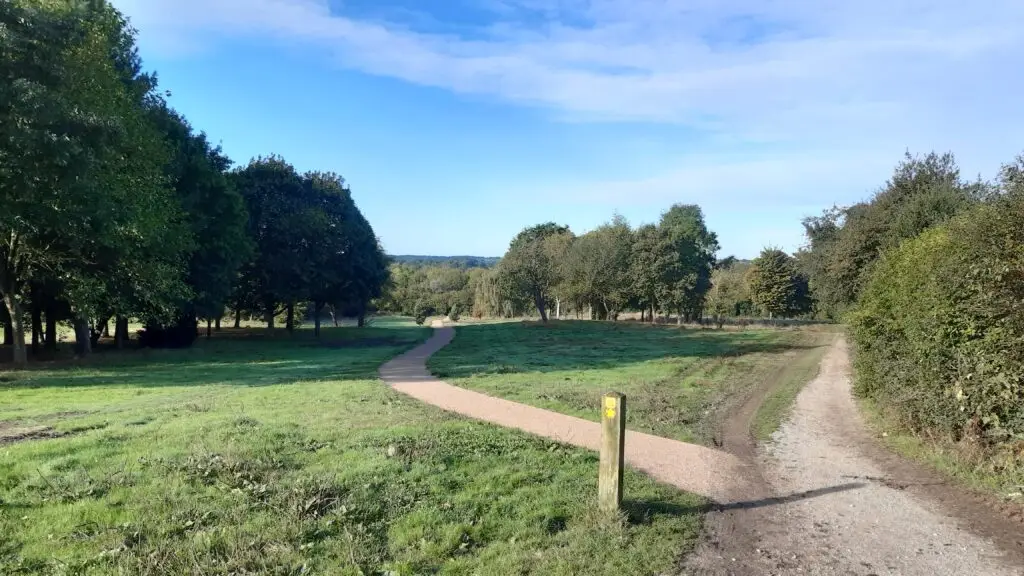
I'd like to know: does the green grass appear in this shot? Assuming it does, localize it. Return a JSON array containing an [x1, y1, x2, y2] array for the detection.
[[858, 398, 1024, 504], [750, 341, 832, 442], [1, 325, 703, 575], [429, 320, 832, 444]]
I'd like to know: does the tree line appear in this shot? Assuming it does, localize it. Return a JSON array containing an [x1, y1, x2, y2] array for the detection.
[[0, 0, 386, 366], [800, 151, 1024, 460], [379, 205, 814, 325]]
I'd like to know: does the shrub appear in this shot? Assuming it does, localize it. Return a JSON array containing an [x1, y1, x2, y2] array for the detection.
[[850, 187, 1024, 447], [448, 305, 461, 322]]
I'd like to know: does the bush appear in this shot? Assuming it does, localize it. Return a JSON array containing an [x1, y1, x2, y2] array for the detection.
[[413, 300, 435, 326], [139, 315, 199, 349], [850, 188, 1024, 447], [448, 305, 461, 322]]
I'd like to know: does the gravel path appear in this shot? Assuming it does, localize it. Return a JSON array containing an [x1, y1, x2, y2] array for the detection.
[[379, 326, 756, 503], [687, 337, 1023, 576]]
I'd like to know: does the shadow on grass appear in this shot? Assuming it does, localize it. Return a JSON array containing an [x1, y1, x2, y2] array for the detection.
[[0, 327, 427, 390], [624, 482, 867, 525], [431, 321, 825, 379]]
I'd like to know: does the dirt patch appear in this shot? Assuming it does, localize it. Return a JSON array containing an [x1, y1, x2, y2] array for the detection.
[[0, 411, 94, 446], [0, 423, 65, 445], [686, 337, 1024, 576]]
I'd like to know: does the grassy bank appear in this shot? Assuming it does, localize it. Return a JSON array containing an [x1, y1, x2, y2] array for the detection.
[[859, 398, 1024, 506], [1, 325, 704, 575], [428, 320, 831, 444]]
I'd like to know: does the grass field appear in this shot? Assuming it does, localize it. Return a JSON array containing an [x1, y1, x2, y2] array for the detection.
[[429, 321, 834, 444], [0, 324, 703, 575]]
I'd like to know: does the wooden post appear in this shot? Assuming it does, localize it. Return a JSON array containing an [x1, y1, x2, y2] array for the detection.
[[599, 392, 626, 512]]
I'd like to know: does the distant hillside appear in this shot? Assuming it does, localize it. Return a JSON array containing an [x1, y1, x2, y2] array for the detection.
[[390, 255, 500, 268]]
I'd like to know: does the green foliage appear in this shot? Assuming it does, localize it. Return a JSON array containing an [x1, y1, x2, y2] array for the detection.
[[496, 223, 573, 322], [562, 216, 633, 320], [147, 104, 251, 323], [706, 261, 753, 320], [850, 161, 1024, 449], [390, 255, 499, 268], [0, 0, 191, 362], [656, 205, 719, 322], [800, 152, 983, 319], [747, 248, 807, 319]]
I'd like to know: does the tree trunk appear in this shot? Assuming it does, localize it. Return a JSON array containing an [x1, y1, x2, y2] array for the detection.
[[533, 292, 548, 322], [2, 293, 27, 366], [215, 317, 221, 331], [263, 298, 275, 329], [2, 321, 11, 346], [555, 298, 561, 320], [650, 303, 656, 323], [101, 318, 111, 338], [206, 319, 212, 339], [115, 316, 128, 349], [329, 305, 339, 327], [234, 308, 241, 329], [640, 308, 645, 322], [73, 315, 92, 357], [31, 301, 42, 356], [677, 308, 683, 325], [285, 302, 295, 333], [314, 303, 322, 337], [45, 307, 57, 353], [357, 312, 366, 328]]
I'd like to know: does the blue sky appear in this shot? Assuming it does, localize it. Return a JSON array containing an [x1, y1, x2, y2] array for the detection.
[[111, 0, 1024, 259]]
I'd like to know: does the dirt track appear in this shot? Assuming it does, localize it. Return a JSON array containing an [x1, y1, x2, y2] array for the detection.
[[686, 337, 1024, 576]]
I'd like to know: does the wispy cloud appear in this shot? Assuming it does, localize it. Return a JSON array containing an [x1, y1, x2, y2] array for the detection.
[[113, 0, 1024, 211]]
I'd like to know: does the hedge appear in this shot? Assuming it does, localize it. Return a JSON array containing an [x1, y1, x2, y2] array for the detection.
[[849, 189, 1024, 447]]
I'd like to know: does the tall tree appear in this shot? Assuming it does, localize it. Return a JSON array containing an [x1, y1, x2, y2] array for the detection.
[[657, 205, 720, 323], [747, 248, 798, 319], [1, 0, 188, 363], [233, 156, 315, 330], [802, 151, 983, 318], [497, 223, 572, 322], [138, 104, 251, 346], [562, 216, 633, 320]]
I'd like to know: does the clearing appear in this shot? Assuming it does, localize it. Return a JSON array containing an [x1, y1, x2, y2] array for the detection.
[[0, 324, 702, 575]]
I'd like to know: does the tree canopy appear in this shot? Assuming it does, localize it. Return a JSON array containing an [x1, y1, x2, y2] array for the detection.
[[0, 0, 388, 363]]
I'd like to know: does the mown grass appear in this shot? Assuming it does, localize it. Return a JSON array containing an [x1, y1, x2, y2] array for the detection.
[[1, 324, 703, 575], [429, 320, 833, 444]]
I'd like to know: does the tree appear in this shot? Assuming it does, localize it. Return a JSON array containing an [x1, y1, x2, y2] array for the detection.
[[233, 156, 316, 331], [562, 216, 632, 320], [747, 248, 799, 319], [707, 260, 753, 322], [496, 223, 572, 322], [657, 205, 719, 323], [1, 0, 188, 363], [628, 224, 668, 321], [138, 104, 251, 347], [801, 152, 983, 319]]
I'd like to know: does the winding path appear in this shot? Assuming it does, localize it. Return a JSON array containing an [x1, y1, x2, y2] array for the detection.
[[379, 326, 756, 503]]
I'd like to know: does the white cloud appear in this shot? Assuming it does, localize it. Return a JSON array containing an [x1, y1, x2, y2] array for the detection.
[[113, 0, 1024, 208]]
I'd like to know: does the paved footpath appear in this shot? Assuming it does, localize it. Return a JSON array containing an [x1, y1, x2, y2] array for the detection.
[[379, 326, 756, 503]]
